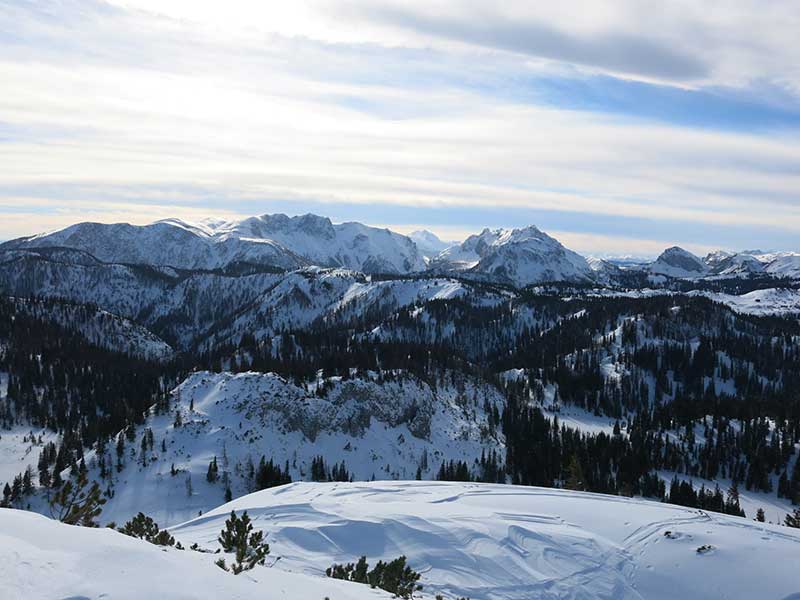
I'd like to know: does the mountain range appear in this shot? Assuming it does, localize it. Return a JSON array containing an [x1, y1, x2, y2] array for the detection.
[[5, 212, 800, 287]]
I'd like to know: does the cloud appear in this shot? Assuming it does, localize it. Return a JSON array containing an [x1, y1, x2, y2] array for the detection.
[[355, 4, 709, 81], [1, 0, 800, 253]]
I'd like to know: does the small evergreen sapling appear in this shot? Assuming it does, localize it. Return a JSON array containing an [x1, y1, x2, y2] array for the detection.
[[217, 510, 270, 574], [327, 555, 422, 599], [118, 512, 175, 546]]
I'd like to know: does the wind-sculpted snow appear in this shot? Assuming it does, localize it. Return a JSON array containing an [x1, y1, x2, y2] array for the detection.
[[171, 481, 800, 600], [59, 370, 505, 526], [0, 508, 391, 600]]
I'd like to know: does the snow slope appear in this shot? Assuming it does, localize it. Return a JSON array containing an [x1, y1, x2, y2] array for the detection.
[[762, 252, 800, 279], [702, 287, 800, 316], [172, 481, 800, 600], [0, 508, 391, 600], [0, 427, 57, 489]]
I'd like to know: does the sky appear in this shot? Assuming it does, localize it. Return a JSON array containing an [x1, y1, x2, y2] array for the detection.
[[2, 1, 800, 257]]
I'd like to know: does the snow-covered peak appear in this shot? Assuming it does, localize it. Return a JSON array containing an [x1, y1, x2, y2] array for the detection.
[[232, 213, 337, 240], [703, 249, 733, 267], [432, 228, 503, 268], [408, 229, 448, 247], [466, 227, 506, 252], [433, 225, 593, 286], [407, 230, 452, 259], [587, 256, 611, 271], [648, 246, 709, 278], [152, 217, 224, 238]]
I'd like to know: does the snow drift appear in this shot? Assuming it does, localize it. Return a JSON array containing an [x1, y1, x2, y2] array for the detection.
[[171, 481, 800, 600]]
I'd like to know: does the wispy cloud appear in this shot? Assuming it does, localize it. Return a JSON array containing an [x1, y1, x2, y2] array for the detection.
[[353, 4, 709, 81]]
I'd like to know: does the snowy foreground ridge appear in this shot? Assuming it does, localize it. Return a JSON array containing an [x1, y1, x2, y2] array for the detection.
[[5, 481, 800, 600]]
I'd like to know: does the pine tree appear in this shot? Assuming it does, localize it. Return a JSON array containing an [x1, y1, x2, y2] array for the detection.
[[785, 508, 800, 528], [49, 470, 106, 526], [565, 455, 585, 491], [725, 481, 745, 517], [207, 456, 219, 483]]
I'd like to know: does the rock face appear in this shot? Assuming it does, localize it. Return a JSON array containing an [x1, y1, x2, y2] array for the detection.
[[31, 369, 505, 526], [2, 213, 426, 275]]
